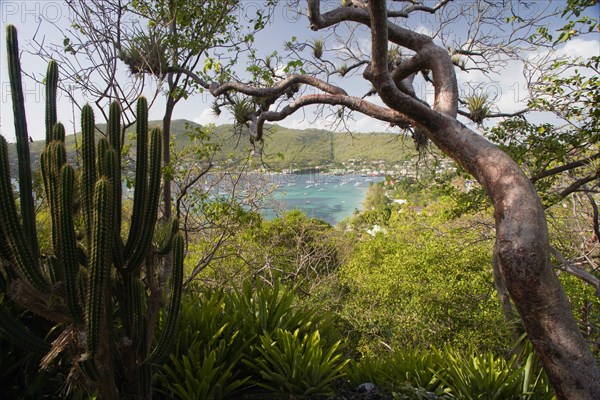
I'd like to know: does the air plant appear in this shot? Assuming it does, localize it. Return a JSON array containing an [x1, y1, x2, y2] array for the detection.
[[466, 92, 491, 125]]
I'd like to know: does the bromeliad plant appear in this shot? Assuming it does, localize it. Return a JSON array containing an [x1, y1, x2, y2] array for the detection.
[[243, 328, 349, 398], [0, 25, 183, 399]]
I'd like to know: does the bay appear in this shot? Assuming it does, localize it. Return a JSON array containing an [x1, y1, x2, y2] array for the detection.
[[262, 173, 384, 225]]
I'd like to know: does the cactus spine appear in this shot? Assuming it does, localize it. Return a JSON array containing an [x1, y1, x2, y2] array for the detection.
[[146, 232, 184, 364], [59, 164, 83, 322], [125, 97, 149, 255], [46, 61, 58, 143], [81, 104, 97, 249], [0, 25, 185, 398], [125, 127, 162, 272], [6, 24, 38, 263], [87, 177, 113, 357], [0, 136, 47, 291]]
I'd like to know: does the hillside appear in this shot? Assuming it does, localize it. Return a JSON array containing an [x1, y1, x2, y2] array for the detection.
[[6, 120, 416, 171]]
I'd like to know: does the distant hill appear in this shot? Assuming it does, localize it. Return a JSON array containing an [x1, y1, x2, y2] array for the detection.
[[6, 120, 416, 172]]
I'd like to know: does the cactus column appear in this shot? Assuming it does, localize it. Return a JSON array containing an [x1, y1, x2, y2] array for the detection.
[[0, 25, 185, 399]]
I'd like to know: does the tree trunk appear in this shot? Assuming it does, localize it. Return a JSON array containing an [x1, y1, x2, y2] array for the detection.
[[363, 2, 600, 395], [492, 252, 520, 341], [212, 2, 600, 397], [424, 116, 600, 399]]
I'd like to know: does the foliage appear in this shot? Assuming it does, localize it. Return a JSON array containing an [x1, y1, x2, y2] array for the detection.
[[247, 211, 342, 290], [160, 343, 248, 400], [347, 344, 554, 400], [348, 348, 446, 395], [156, 289, 249, 400], [244, 329, 348, 398], [465, 92, 490, 125], [190, 209, 348, 295], [0, 333, 68, 399], [333, 198, 508, 356], [352, 182, 393, 227], [433, 346, 554, 400], [363, 182, 392, 212], [156, 281, 344, 399]]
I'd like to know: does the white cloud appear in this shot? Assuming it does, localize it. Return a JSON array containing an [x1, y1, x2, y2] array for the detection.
[[351, 115, 390, 133], [193, 107, 222, 126], [278, 117, 314, 130], [527, 37, 599, 65], [557, 37, 600, 59], [414, 24, 434, 37], [453, 57, 529, 114]]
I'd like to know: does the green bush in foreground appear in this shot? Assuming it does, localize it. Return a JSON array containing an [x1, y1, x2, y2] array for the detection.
[[157, 280, 555, 400], [156, 281, 348, 399], [349, 345, 554, 400], [347, 347, 446, 396], [243, 328, 348, 398]]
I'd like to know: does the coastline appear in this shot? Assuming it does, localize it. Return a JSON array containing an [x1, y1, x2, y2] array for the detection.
[[262, 173, 384, 225]]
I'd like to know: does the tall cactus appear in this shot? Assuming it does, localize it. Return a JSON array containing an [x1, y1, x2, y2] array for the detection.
[[6, 24, 38, 262], [0, 25, 185, 399]]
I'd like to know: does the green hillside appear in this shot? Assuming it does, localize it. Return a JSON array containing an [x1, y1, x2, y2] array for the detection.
[[208, 123, 415, 168], [6, 120, 415, 171]]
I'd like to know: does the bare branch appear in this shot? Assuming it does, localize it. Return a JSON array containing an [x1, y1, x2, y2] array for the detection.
[[550, 246, 600, 297], [531, 152, 600, 183], [558, 172, 600, 200], [175, 162, 213, 220], [389, 0, 453, 18], [183, 231, 230, 287], [252, 93, 411, 140], [210, 73, 348, 97]]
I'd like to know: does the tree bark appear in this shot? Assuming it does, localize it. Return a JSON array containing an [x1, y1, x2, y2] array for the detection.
[[330, 1, 600, 397], [435, 118, 600, 399], [492, 252, 519, 340], [210, 1, 600, 397]]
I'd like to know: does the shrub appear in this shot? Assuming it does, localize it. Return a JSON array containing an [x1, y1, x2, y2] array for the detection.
[[348, 348, 446, 396], [156, 280, 342, 399], [335, 200, 509, 355], [347, 345, 554, 400], [433, 346, 555, 400], [243, 329, 349, 398], [155, 289, 250, 400]]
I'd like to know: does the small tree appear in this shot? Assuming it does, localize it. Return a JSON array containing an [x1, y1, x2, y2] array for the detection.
[[206, 1, 600, 398], [31, 0, 277, 285]]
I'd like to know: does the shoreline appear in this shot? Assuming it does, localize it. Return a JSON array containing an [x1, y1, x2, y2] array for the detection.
[[262, 173, 383, 225]]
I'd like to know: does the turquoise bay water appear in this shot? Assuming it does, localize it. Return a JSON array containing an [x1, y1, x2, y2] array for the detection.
[[262, 174, 384, 225]]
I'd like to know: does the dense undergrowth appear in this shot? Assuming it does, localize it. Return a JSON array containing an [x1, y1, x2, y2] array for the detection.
[[1, 184, 596, 399], [153, 282, 555, 400]]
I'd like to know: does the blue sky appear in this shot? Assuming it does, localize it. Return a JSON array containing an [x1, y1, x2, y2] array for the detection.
[[1, 1, 599, 142]]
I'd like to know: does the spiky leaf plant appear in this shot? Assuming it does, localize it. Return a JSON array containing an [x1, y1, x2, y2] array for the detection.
[[243, 328, 349, 398], [228, 95, 256, 127], [0, 25, 184, 399], [119, 28, 169, 76], [466, 92, 491, 125], [312, 38, 325, 59]]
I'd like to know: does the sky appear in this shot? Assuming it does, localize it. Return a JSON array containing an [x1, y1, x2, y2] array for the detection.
[[1, 0, 599, 143]]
